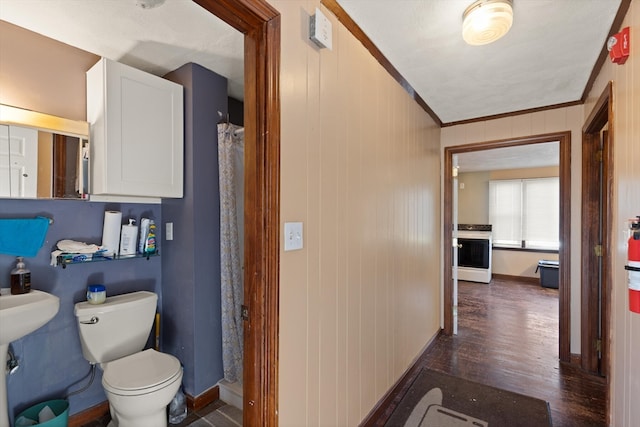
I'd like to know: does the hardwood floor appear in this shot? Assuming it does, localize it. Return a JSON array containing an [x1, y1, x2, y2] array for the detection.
[[383, 277, 607, 427]]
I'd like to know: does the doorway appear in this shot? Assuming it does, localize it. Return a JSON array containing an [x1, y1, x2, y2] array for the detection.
[[581, 82, 613, 378], [444, 132, 572, 363], [195, 1, 281, 425]]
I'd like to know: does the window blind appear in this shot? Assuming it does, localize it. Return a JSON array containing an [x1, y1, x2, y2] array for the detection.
[[489, 177, 559, 250]]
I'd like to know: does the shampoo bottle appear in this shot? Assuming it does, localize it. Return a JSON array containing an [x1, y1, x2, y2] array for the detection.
[[10, 257, 31, 295], [119, 218, 138, 256]]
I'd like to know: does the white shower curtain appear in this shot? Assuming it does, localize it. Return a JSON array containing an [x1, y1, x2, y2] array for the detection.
[[217, 122, 244, 383]]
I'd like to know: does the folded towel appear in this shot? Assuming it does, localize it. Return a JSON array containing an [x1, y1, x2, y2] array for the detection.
[[56, 239, 102, 253], [50, 240, 105, 266], [0, 216, 51, 257]]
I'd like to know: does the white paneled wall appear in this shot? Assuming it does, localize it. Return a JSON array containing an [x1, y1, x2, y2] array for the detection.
[[586, 3, 640, 426], [276, 1, 442, 426]]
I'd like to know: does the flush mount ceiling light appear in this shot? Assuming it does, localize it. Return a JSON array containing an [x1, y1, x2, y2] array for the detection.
[[462, 0, 514, 46]]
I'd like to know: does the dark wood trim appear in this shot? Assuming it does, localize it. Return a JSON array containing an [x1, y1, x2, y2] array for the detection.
[[570, 353, 582, 366], [320, 0, 631, 128], [359, 331, 443, 427], [186, 386, 220, 411], [321, 0, 442, 127], [52, 133, 66, 198], [580, 0, 632, 105], [443, 100, 583, 128], [68, 401, 109, 427], [444, 132, 572, 363], [492, 246, 559, 254], [492, 274, 539, 285], [581, 82, 613, 381], [192, 1, 281, 425]]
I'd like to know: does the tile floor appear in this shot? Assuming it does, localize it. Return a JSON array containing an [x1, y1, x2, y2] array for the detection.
[[80, 400, 242, 427]]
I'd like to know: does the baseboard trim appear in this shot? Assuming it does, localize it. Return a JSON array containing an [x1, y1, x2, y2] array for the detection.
[[492, 273, 539, 284], [68, 401, 109, 427], [570, 353, 581, 366], [359, 329, 442, 427], [186, 385, 220, 411], [67, 385, 220, 425]]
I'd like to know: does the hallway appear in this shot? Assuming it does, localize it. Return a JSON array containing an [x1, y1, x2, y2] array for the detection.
[[375, 277, 606, 427]]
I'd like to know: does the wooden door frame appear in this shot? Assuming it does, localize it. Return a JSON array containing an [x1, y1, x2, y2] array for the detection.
[[194, 1, 280, 425], [581, 81, 613, 378], [443, 132, 572, 363]]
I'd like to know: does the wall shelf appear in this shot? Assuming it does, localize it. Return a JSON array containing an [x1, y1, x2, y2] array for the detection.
[[57, 251, 158, 268]]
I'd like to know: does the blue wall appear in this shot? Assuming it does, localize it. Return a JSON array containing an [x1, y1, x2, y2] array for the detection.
[[162, 63, 227, 396], [0, 199, 161, 422]]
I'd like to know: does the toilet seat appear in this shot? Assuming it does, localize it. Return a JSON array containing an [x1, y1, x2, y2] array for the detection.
[[102, 349, 181, 396]]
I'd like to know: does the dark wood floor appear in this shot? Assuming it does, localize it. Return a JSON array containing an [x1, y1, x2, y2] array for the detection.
[[379, 277, 607, 427]]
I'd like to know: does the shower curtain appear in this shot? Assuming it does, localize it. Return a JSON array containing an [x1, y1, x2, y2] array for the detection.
[[217, 122, 244, 383]]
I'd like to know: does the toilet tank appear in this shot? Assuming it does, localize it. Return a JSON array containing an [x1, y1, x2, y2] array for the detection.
[[74, 291, 158, 364]]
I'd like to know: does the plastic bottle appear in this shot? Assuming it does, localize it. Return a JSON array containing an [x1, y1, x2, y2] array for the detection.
[[168, 371, 187, 424], [119, 218, 138, 256], [10, 257, 31, 295], [144, 220, 157, 255]]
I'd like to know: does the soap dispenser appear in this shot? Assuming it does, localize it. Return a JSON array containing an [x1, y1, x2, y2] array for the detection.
[[10, 257, 31, 295]]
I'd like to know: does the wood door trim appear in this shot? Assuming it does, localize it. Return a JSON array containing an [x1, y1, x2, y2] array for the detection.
[[443, 131, 572, 363], [193, 1, 281, 425], [581, 81, 613, 379]]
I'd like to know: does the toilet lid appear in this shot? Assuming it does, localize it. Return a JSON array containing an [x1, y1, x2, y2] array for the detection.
[[102, 349, 181, 393]]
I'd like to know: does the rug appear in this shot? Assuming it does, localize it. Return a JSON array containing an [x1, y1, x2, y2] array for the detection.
[[385, 368, 552, 427]]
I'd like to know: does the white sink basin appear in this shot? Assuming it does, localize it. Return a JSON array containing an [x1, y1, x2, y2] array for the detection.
[[0, 289, 59, 345]]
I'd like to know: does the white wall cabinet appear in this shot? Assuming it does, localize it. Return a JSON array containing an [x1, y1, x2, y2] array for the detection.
[[87, 57, 183, 202]]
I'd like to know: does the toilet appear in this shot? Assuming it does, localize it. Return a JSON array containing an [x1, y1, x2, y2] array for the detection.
[[74, 291, 182, 427]]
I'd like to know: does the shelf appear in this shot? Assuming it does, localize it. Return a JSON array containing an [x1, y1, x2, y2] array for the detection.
[[57, 251, 158, 268]]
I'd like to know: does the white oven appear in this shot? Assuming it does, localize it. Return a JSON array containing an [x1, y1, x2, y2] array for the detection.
[[457, 224, 492, 283]]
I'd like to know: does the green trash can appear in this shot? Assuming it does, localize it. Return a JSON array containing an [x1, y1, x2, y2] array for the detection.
[[15, 399, 69, 427]]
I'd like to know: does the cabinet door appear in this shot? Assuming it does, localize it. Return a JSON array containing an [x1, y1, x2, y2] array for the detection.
[[89, 58, 183, 198]]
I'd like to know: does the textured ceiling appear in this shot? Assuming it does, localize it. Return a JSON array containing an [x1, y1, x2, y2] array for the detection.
[[0, 0, 624, 170], [0, 0, 245, 100], [335, 0, 622, 124], [455, 141, 559, 173]]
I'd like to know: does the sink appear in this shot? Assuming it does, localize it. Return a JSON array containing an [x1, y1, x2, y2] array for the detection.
[[0, 289, 59, 427], [0, 289, 60, 345]]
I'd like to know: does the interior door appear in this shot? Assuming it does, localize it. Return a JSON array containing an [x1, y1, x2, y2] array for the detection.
[[452, 158, 459, 335], [0, 125, 38, 198], [581, 82, 612, 378]]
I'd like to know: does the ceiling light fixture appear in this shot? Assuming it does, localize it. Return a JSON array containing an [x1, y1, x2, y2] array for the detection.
[[462, 0, 513, 46]]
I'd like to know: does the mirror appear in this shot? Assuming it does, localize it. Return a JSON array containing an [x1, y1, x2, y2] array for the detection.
[[0, 104, 89, 199]]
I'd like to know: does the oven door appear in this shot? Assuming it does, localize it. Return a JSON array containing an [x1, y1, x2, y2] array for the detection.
[[458, 238, 490, 269]]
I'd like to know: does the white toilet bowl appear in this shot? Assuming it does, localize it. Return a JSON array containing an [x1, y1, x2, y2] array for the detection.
[[102, 349, 182, 427]]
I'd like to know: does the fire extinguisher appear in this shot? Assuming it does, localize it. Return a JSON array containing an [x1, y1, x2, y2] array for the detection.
[[625, 216, 640, 313]]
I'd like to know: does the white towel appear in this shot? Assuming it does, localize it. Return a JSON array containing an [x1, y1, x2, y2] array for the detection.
[[50, 240, 104, 266]]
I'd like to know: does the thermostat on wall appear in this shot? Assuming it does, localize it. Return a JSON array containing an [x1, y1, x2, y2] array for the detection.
[[310, 7, 333, 50]]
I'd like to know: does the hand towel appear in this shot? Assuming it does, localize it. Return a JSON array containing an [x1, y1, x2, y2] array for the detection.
[[0, 216, 51, 257]]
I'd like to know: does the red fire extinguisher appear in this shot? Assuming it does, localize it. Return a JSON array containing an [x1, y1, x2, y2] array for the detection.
[[626, 216, 640, 313]]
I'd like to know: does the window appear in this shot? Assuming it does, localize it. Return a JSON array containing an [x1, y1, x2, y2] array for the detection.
[[489, 177, 559, 250]]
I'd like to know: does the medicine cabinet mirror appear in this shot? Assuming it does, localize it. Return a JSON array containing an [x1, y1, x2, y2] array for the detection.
[[0, 104, 89, 200]]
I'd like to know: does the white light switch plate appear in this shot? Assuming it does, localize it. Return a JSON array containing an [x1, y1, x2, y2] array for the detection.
[[284, 222, 303, 251]]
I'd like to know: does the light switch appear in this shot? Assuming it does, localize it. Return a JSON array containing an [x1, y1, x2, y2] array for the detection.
[[166, 222, 173, 241], [284, 222, 303, 251]]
